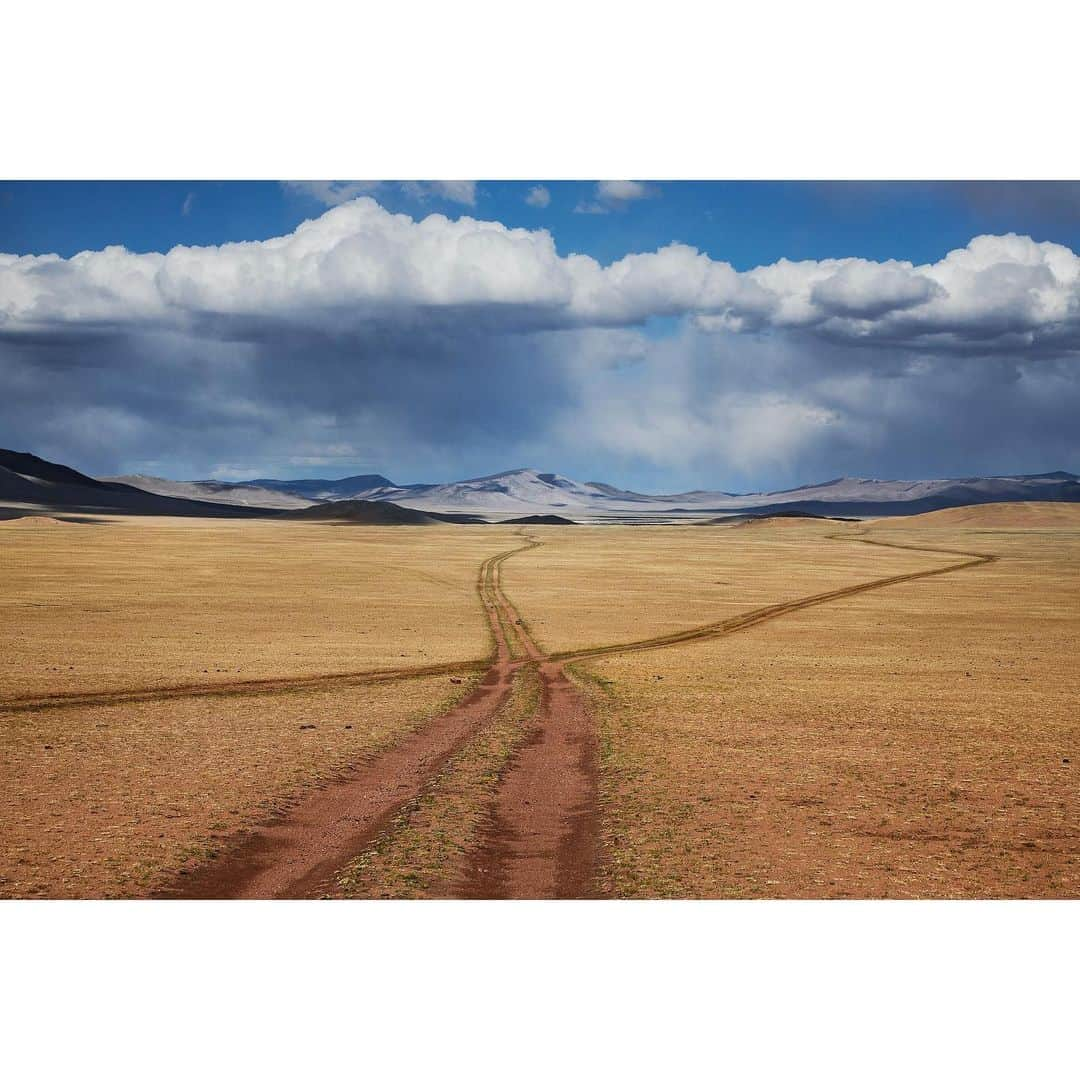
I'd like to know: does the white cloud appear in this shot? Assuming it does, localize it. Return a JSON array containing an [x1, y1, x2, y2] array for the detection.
[[2, 197, 1079, 356], [181, 192, 195, 217], [809, 262, 943, 318], [575, 180, 658, 214], [525, 185, 551, 208], [545, 327, 847, 479], [596, 180, 653, 203], [423, 181, 476, 206], [283, 181, 383, 206], [285, 180, 476, 207]]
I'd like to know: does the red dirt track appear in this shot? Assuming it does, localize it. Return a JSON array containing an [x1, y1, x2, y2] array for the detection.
[[161, 538, 601, 899], [158, 662, 518, 898], [460, 660, 598, 898], [160, 547, 526, 898], [159, 530, 994, 900]]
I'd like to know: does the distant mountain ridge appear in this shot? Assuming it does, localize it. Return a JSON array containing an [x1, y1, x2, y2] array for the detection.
[[243, 474, 395, 500], [108, 463, 1080, 518], [5, 449, 1079, 520], [103, 474, 314, 510]]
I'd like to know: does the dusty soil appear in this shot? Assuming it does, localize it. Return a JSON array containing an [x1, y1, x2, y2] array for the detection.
[[337, 668, 542, 898]]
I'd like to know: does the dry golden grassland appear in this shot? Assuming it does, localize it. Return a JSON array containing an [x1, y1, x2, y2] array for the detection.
[[503, 522, 959, 655], [0, 516, 519, 897], [2, 510, 1077, 899], [0, 672, 479, 898], [0, 517, 515, 698], [575, 520, 1079, 898]]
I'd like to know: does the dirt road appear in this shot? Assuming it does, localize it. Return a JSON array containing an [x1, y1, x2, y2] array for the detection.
[[161, 530, 995, 899], [160, 546, 528, 898]]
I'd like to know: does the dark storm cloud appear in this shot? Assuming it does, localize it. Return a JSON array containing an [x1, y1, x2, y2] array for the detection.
[[555, 328, 1080, 487], [0, 322, 576, 481]]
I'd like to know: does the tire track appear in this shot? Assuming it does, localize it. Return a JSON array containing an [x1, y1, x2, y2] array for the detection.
[[479, 538, 541, 662], [0, 660, 489, 716], [458, 536, 599, 899], [455, 530, 995, 899], [158, 545, 532, 899], [552, 536, 996, 664], [158, 528, 995, 899], [1, 544, 544, 716], [458, 656, 598, 899]]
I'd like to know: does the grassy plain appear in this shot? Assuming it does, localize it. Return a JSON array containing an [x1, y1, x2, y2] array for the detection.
[[503, 522, 958, 654], [2, 509, 1077, 898], [0, 517, 512, 698], [0, 671, 479, 898], [0, 516, 512, 897], [574, 516, 1080, 898]]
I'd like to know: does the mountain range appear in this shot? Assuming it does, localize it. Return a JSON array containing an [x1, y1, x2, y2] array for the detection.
[[3, 449, 1079, 521], [113, 465, 1080, 518]]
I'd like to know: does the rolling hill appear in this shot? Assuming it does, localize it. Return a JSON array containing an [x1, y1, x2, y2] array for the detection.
[[879, 501, 1080, 528], [278, 500, 489, 525], [0, 450, 267, 518]]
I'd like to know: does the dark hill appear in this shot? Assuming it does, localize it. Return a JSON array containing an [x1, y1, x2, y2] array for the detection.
[[502, 514, 578, 525], [0, 449, 267, 518], [0, 449, 117, 491], [280, 499, 445, 525], [698, 510, 858, 525]]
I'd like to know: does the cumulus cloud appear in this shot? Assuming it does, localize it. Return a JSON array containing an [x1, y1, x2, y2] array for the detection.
[[525, 185, 551, 208], [809, 262, 943, 319], [3, 198, 1079, 357]]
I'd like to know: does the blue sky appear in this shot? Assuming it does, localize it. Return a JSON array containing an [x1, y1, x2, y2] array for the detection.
[[2, 181, 1079, 490], [5, 180, 1080, 271]]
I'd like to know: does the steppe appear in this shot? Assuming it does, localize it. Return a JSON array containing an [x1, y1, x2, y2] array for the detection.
[[1, 504, 1077, 898]]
